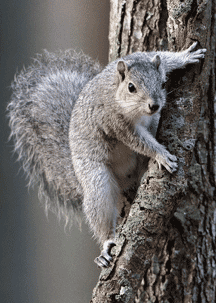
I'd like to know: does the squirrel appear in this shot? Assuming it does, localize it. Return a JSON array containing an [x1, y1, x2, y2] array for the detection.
[[7, 42, 206, 267]]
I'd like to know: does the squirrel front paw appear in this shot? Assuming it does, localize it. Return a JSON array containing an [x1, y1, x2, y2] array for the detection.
[[183, 42, 207, 65], [155, 148, 178, 174], [94, 240, 116, 268]]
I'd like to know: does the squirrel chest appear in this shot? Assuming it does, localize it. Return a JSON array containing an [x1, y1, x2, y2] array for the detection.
[[109, 141, 137, 184]]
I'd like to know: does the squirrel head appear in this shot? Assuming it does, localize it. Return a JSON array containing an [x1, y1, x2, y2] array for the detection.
[[115, 54, 166, 121]]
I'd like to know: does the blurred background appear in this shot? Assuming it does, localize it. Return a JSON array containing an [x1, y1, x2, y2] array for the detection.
[[0, 1, 109, 302]]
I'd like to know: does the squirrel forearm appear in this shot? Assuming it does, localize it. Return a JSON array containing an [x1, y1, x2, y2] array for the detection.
[[158, 42, 206, 75], [110, 114, 159, 158]]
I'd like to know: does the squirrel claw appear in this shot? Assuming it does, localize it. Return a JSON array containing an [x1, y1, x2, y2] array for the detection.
[[94, 240, 116, 268], [94, 255, 110, 267], [183, 42, 207, 65], [155, 151, 178, 174]]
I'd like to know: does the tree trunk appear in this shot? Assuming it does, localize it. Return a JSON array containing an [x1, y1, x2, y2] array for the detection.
[[91, 1, 216, 302]]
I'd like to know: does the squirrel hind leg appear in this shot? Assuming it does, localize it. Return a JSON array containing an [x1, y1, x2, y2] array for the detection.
[[74, 160, 120, 267], [94, 240, 116, 268]]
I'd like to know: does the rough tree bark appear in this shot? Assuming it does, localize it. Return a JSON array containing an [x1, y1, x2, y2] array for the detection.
[[91, 1, 216, 302]]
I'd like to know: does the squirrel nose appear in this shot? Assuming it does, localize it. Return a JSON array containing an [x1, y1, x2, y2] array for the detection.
[[148, 104, 159, 113]]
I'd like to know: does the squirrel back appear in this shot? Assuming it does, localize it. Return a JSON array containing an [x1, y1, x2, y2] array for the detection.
[[7, 50, 102, 225]]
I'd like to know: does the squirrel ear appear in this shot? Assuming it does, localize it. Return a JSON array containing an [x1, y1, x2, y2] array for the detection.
[[152, 55, 161, 69], [117, 60, 128, 81]]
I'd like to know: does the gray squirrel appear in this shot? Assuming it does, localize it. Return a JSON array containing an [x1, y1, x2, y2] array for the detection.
[[7, 42, 206, 267]]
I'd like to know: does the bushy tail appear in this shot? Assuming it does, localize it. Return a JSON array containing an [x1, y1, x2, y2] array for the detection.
[[7, 50, 102, 226]]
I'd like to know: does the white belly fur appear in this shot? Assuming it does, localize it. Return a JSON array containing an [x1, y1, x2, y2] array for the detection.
[[109, 141, 137, 190]]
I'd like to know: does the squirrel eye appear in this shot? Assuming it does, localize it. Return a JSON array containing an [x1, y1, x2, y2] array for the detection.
[[128, 82, 136, 93]]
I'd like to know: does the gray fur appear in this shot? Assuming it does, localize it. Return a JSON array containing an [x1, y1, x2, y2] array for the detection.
[[7, 43, 206, 267], [7, 50, 102, 226]]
